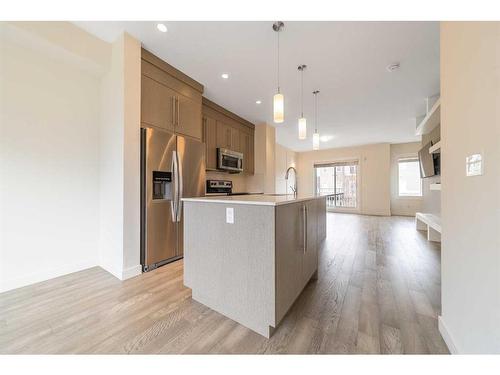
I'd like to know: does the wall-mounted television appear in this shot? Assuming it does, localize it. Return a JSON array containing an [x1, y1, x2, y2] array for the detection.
[[418, 141, 440, 178]]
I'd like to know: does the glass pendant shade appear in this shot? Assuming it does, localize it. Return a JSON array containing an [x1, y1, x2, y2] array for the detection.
[[298, 117, 307, 139], [313, 131, 320, 150], [273, 93, 284, 123]]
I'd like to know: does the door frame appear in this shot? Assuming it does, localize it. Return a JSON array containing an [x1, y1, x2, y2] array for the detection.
[[312, 157, 362, 214]]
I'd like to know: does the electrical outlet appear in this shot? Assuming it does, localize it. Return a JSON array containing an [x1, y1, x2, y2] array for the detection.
[[226, 207, 234, 224]]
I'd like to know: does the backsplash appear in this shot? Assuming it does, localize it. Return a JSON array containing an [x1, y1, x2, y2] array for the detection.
[[205, 171, 248, 193]]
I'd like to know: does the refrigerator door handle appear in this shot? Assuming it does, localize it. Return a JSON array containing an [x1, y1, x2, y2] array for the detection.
[[176, 149, 183, 222], [171, 150, 178, 222]]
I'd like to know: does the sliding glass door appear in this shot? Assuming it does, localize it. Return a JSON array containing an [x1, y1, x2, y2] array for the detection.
[[314, 161, 358, 209]]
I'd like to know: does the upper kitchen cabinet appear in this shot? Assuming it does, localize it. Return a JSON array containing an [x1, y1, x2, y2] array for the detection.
[[216, 120, 239, 151], [141, 75, 176, 131], [240, 129, 254, 174], [176, 93, 202, 140], [202, 115, 217, 171], [141, 49, 204, 140], [202, 98, 255, 174]]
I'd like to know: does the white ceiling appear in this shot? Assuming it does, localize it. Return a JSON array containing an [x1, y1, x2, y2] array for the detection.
[[75, 21, 439, 151]]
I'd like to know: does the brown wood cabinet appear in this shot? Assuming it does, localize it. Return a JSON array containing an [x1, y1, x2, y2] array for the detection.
[[216, 121, 240, 151], [141, 49, 204, 140], [202, 98, 255, 174], [202, 115, 217, 170], [141, 75, 176, 131], [239, 130, 254, 174], [176, 93, 202, 140]]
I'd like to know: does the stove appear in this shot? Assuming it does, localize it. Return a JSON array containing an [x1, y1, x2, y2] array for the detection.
[[206, 179, 233, 194], [205, 179, 262, 196]]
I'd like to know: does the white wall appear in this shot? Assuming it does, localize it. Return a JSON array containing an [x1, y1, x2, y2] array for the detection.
[[0, 23, 142, 292], [440, 21, 500, 354], [99, 33, 141, 280], [264, 124, 276, 194], [246, 123, 276, 194], [121, 33, 141, 277], [390, 142, 423, 216], [275, 143, 297, 195], [99, 34, 125, 279], [296, 143, 391, 216], [0, 23, 104, 291]]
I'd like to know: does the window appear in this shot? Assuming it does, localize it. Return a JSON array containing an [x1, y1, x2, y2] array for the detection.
[[314, 161, 358, 209], [398, 158, 422, 197]]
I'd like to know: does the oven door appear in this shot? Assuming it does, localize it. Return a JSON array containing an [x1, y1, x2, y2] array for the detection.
[[218, 148, 243, 172]]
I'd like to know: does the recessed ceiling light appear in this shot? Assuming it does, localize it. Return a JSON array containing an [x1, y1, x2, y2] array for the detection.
[[320, 135, 334, 142], [156, 23, 168, 33], [255, 100, 262, 104], [386, 62, 400, 72], [221, 73, 229, 79]]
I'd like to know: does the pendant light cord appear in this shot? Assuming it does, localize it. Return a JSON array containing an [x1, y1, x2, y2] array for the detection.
[[314, 91, 318, 132], [277, 31, 280, 93], [300, 68, 304, 117]]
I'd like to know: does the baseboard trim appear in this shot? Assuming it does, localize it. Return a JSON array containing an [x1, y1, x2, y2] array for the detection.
[[99, 262, 142, 281], [438, 315, 459, 354], [121, 265, 142, 280], [1, 261, 142, 293], [0, 260, 97, 293], [99, 262, 123, 280]]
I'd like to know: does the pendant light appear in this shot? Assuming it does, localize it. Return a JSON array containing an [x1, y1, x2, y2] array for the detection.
[[297, 64, 307, 139], [312, 90, 320, 150], [272, 21, 284, 123]]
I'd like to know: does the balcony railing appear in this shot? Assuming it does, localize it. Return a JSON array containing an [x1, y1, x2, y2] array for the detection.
[[317, 188, 356, 208]]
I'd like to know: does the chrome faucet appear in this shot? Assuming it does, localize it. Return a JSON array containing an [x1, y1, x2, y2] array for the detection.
[[285, 166, 298, 197]]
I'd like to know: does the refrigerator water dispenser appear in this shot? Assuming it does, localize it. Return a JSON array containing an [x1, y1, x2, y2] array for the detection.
[[152, 171, 172, 200]]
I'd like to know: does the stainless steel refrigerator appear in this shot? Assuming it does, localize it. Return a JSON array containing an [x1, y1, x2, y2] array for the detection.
[[140, 127, 205, 272]]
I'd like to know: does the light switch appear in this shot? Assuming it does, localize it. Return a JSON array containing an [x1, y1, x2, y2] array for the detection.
[[466, 153, 483, 176], [226, 207, 234, 224]]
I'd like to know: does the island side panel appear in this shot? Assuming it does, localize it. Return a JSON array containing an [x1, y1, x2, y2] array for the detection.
[[317, 197, 327, 242], [275, 202, 304, 324], [183, 201, 276, 337]]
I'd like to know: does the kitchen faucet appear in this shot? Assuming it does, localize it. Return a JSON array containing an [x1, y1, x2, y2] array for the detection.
[[285, 166, 298, 197]]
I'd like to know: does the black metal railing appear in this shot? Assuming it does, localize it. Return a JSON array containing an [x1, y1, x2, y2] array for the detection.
[[317, 188, 356, 208]]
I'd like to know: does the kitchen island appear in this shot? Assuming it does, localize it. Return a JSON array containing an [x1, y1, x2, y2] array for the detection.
[[182, 194, 327, 337]]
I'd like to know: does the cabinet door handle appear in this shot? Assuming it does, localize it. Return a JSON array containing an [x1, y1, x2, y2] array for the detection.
[[176, 96, 180, 126], [305, 205, 308, 252], [172, 96, 175, 126], [303, 204, 307, 253], [202, 117, 206, 142]]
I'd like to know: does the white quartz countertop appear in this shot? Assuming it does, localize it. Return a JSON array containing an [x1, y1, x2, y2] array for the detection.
[[182, 194, 326, 206]]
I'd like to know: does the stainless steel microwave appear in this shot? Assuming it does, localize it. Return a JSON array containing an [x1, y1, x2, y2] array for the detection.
[[217, 148, 243, 173]]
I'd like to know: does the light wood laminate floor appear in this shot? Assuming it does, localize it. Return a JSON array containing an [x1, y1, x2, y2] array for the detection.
[[0, 213, 448, 354]]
